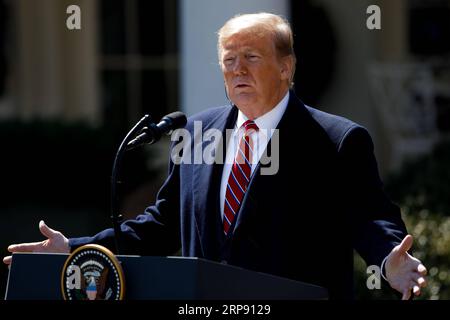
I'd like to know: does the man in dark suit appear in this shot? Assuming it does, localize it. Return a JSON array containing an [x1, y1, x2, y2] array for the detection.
[[4, 13, 427, 299]]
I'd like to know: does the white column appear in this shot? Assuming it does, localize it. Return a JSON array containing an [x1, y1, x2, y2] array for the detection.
[[60, 0, 100, 125], [15, 0, 63, 120], [180, 0, 289, 117], [14, 0, 100, 125]]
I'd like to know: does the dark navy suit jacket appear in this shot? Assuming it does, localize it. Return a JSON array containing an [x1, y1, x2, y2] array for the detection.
[[70, 91, 407, 299]]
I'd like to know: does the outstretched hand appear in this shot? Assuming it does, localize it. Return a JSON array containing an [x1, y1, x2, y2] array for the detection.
[[3, 220, 70, 265], [385, 234, 427, 300]]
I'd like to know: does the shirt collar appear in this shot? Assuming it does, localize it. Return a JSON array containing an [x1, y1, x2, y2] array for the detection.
[[235, 91, 290, 131]]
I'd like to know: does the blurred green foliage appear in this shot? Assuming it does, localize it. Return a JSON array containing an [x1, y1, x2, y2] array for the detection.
[[386, 141, 450, 217], [354, 211, 450, 300], [354, 140, 450, 300]]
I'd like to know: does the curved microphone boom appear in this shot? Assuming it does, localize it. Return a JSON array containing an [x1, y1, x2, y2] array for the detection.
[[111, 111, 186, 255], [126, 112, 187, 150]]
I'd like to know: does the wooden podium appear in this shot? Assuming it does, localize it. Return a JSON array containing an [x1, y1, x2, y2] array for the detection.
[[5, 252, 328, 300]]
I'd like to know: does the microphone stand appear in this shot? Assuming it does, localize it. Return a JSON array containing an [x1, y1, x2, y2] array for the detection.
[[111, 114, 152, 255]]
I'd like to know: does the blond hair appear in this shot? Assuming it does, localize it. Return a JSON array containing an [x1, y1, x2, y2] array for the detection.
[[217, 12, 297, 86]]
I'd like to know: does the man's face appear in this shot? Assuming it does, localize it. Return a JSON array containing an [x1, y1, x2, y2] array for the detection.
[[220, 30, 291, 118]]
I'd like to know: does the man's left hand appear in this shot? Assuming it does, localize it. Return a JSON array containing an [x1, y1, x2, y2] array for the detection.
[[385, 234, 428, 300]]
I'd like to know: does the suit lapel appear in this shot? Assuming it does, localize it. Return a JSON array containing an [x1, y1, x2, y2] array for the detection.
[[192, 106, 238, 257], [232, 92, 311, 234]]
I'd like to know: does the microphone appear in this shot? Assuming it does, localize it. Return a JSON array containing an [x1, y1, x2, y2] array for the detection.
[[126, 111, 187, 150], [110, 111, 186, 254]]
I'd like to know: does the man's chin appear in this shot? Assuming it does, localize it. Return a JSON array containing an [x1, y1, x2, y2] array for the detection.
[[230, 92, 256, 106]]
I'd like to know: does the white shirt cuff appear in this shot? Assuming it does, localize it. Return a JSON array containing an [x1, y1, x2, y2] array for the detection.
[[380, 255, 389, 281]]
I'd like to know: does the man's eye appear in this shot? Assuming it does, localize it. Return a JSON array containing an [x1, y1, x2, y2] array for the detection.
[[248, 55, 259, 61], [224, 57, 235, 64]]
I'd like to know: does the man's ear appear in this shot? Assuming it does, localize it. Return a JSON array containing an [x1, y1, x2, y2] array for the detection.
[[279, 56, 294, 81]]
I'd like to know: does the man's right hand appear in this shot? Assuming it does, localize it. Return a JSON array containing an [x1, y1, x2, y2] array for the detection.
[[3, 220, 70, 265]]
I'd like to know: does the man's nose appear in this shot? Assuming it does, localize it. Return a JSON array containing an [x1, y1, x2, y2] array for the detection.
[[233, 57, 247, 75]]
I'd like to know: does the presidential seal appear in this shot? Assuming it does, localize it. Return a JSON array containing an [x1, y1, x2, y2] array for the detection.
[[61, 244, 125, 300]]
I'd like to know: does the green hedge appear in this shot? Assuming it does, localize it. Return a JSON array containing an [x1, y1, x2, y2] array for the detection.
[[385, 141, 450, 217], [354, 211, 450, 300], [354, 140, 450, 300]]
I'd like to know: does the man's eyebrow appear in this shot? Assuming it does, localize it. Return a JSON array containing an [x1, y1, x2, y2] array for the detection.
[[223, 46, 261, 52]]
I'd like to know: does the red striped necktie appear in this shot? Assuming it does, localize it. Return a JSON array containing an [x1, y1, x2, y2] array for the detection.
[[223, 120, 259, 235]]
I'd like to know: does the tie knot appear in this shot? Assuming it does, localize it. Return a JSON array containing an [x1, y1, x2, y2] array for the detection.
[[242, 120, 259, 134]]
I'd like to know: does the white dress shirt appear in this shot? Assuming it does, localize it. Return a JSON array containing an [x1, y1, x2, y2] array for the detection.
[[219, 91, 290, 222]]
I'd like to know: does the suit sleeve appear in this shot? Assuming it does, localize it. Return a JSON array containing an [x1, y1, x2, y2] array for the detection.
[[68, 154, 181, 256], [337, 125, 407, 267]]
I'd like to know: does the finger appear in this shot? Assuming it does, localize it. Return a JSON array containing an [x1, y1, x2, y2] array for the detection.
[[402, 288, 411, 300], [3, 256, 12, 265], [417, 277, 427, 288], [39, 220, 58, 239], [409, 279, 421, 297], [413, 285, 421, 296], [417, 264, 427, 276], [397, 234, 413, 254], [8, 242, 43, 253]]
